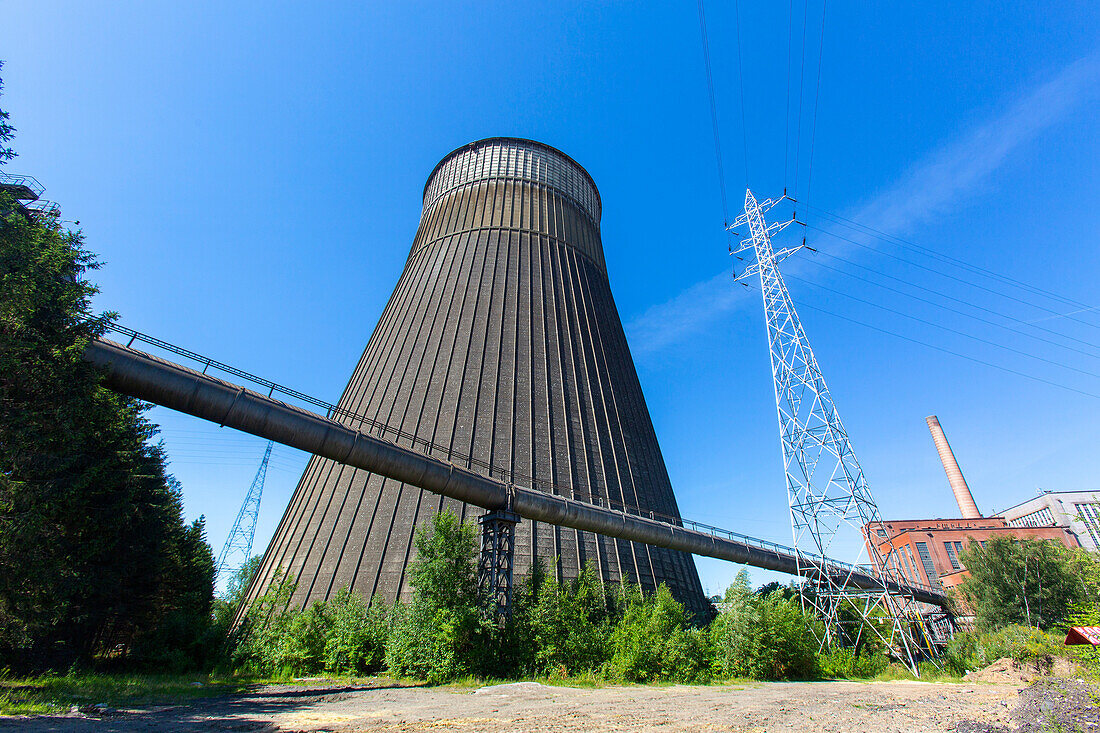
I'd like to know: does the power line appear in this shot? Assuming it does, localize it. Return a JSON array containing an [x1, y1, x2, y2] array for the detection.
[[795, 255, 1100, 361], [804, 247, 1100, 352], [783, 0, 794, 188], [792, 0, 811, 195], [697, 0, 730, 226], [733, 0, 750, 185], [787, 274, 1100, 380], [803, 203, 1100, 317], [804, 0, 827, 205], [806, 223, 1100, 331], [794, 300, 1100, 401]]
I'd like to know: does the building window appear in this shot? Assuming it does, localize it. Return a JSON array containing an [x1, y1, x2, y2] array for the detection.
[[914, 541, 939, 584], [903, 545, 919, 583], [1075, 503, 1100, 547], [944, 541, 964, 571], [1008, 508, 1055, 528]]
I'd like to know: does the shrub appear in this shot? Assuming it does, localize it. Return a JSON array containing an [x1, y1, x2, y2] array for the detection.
[[323, 588, 390, 675], [277, 601, 331, 675], [527, 566, 614, 676], [607, 584, 710, 683], [384, 511, 487, 682], [942, 624, 1065, 675], [230, 569, 299, 675], [712, 571, 820, 680], [818, 647, 889, 679]]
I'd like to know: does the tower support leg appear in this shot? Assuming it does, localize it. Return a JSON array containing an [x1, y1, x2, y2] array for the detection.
[[478, 510, 520, 621]]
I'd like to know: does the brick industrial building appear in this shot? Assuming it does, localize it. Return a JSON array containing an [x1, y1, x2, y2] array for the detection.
[[866, 416, 1080, 593]]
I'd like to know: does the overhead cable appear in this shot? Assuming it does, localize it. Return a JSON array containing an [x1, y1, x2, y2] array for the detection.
[[806, 224, 1100, 331], [804, 0, 828, 205], [697, 0, 730, 226], [794, 301, 1100, 401], [796, 255, 1100, 360], [804, 248, 1100, 352], [788, 274, 1100, 380], [803, 203, 1100, 316]]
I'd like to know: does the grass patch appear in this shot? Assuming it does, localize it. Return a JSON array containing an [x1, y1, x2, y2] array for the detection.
[[868, 662, 965, 683], [0, 672, 255, 716]]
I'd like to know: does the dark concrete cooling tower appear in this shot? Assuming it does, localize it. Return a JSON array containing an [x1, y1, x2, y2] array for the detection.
[[245, 137, 706, 614]]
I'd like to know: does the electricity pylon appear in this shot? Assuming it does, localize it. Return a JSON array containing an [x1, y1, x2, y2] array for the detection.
[[214, 441, 272, 591], [730, 189, 927, 672]]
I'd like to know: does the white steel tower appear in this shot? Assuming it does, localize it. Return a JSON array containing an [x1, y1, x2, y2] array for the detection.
[[730, 189, 929, 671]]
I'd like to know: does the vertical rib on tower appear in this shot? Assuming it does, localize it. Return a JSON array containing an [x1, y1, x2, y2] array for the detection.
[[925, 415, 981, 519], [244, 138, 707, 615]]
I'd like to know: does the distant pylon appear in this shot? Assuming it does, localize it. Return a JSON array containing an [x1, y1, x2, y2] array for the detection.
[[730, 189, 928, 673], [214, 441, 273, 590]]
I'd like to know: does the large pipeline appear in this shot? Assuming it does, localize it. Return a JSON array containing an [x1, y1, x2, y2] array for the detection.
[[84, 338, 948, 608]]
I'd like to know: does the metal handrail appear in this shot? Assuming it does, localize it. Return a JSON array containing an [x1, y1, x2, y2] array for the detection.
[[0, 172, 45, 199], [83, 316, 944, 603]]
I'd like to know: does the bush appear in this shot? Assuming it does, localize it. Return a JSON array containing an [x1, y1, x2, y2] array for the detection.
[[942, 624, 1065, 675], [818, 647, 888, 679], [323, 588, 390, 675], [711, 571, 821, 680], [229, 569, 299, 675], [527, 566, 614, 677], [607, 584, 710, 683], [277, 602, 330, 675], [384, 512, 487, 683]]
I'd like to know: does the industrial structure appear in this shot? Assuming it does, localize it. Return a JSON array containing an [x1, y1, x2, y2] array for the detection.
[[1001, 490, 1100, 551], [0, 171, 62, 225], [81, 331, 948, 611], [213, 441, 273, 590], [240, 138, 708, 615], [868, 516, 1078, 592], [72, 142, 950, 665], [925, 416, 981, 519], [729, 190, 934, 666], [867, 415, 1080, 595]]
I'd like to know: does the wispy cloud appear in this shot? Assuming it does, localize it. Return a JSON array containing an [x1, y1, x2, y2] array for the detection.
[[627, 51, 1100, 354], [627, 270, 748, 353], [853, 50, 1100, 233]]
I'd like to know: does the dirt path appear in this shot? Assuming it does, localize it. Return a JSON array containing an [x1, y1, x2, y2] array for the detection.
[[0, 678, 1025, 732]]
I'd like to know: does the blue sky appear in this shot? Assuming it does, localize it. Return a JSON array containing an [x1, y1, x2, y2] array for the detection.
[[3, 2, 1099, 595]]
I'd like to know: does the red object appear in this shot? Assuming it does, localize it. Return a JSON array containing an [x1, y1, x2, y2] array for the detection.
[[1065, 627, 1100, 646]]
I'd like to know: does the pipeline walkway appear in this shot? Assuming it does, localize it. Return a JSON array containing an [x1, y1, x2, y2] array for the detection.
[[82, 323, 948, 609]]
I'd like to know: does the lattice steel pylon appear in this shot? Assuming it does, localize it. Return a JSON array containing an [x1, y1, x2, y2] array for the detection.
[[730, 189, 929, 673], [214, 441, 273, 592]]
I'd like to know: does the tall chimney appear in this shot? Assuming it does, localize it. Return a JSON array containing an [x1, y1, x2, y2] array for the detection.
[[925, 415, 981, 519]]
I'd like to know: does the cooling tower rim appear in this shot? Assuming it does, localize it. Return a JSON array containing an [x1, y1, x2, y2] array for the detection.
[[423, 137, 603, 211]]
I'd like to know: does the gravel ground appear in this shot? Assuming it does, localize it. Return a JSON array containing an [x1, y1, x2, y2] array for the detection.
[[0, 678, 1034, 732], [955, 677, 1100, 733]]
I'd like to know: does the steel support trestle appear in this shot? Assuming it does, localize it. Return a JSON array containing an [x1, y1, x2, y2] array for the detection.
[[478, 510, 521, 621]]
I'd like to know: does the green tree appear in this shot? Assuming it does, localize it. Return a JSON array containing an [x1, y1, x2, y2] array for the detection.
[[0, 63, 14, 164], [711, 570, 820, 680], [956, 537, 1085, 631], [607, 583, 710, 683], [385, 511, 486, 682], [0, 69, 215, 670], [527, 565, 614, 676]]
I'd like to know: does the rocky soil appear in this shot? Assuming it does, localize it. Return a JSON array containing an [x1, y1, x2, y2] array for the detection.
[[956, 676, 1100, 733], [0, 677, 1033, 732]]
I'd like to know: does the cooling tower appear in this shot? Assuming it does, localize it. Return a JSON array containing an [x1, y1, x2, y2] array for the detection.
[[245, 138, 707, 615]]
